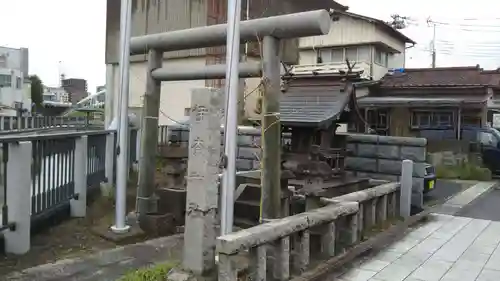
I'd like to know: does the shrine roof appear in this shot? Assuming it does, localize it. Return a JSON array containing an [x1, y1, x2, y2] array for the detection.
[[279, 78, 356, 128]]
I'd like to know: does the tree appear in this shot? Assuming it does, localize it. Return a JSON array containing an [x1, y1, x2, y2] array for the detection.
[[29, 75, 43, 107]]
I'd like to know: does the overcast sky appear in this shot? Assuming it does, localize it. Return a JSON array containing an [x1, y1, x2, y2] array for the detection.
[[0, 0, 106, 92], [1, 0, 500, 93], [343, 0, 500, 69]]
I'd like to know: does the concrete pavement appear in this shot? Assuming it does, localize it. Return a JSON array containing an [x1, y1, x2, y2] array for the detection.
[[334, 214, 500, 281], [332, 181, 500, 281]]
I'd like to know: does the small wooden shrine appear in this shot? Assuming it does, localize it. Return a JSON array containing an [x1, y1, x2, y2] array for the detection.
[[279, 70, 369, 201]]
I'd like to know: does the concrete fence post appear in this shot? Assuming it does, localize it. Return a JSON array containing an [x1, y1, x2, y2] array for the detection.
[[4, 141, 32, 254], [8, 117, 13, 130], [400, 159, 413, 218], [71, 135, 88, 218]]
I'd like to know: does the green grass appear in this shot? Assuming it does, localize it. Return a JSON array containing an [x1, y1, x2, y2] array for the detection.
[[118, 262, 178, 281], [435, 162, 492, 181]]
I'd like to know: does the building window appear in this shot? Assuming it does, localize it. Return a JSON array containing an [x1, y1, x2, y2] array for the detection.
[[184, 107, 191, 116], [0, 55, 6, 68], [331, 48, 344, 63], [345, 47, 357, 62], [461, 115, 481, 126], [367, 109, 389, 130], [16, 77, 21, 89], [411, 111, 453, 128], [436, 112, 452, 126], [319, 49, 331, 63], [375, 49, 388, 67], [319, 46, 372, 64], [0, 74, 11, 88], [357, 46, 370, 61]]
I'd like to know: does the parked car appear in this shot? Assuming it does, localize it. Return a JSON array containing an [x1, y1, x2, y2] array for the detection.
[[461, 126, 500, 175], [423, 163, 437, 194]]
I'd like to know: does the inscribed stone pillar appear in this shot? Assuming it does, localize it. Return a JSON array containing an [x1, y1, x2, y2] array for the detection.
[[183, 88, 223, 275]]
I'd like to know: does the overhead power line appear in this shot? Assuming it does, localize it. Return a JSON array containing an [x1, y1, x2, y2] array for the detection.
[[414, 47, 500, 58], [430, 20, 500, 28], [437, 40, 500, 46]]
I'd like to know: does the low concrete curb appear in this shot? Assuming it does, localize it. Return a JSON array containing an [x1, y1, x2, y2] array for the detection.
[[3, 235, 184, 281], [435, 181, 498, 215]]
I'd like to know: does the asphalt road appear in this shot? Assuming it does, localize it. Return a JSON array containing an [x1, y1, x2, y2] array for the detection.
[[425, 180, 464, 203], [457, 187, 500, 221]]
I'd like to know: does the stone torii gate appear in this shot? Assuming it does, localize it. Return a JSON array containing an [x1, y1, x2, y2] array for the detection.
[[130, 10, 332, 275]]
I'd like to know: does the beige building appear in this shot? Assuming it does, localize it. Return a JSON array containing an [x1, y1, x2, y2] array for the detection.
[[104, 0, 347, 126], [297, 11, 415, 82]]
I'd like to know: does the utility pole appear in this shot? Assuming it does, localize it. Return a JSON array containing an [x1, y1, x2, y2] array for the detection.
[[111, 0, 132, 234], [431, 24, 436, 68], [220, 0, 242, 236], [427, 18, 437, 68]]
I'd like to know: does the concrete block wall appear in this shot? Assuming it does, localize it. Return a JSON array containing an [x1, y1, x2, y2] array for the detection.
[[165, 125, 268, 171], [345, 134, 427, 207], [162, 126, 427, 207]]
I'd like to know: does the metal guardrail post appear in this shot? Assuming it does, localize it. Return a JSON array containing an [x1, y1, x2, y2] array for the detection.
[[105, 132, 116, 186], [71, 136, 88, 217], [135, 128, 141, 172], [4, 141, 32, 255]]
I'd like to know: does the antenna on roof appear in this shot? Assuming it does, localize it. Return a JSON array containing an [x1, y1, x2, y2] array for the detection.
[[387, 14, 415, 29]]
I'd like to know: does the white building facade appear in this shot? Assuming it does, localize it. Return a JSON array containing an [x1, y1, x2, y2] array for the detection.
[[298, 11, 415, 82], [0, 46, 31, 116], [42, 86, 72, 108]]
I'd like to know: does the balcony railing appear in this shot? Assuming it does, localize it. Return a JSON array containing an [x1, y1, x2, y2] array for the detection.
[[289, 62, 371, 79]]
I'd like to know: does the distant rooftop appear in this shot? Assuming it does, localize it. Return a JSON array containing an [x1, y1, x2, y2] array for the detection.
[[379, 66, 497, 88], [332, 11, 415, 44]]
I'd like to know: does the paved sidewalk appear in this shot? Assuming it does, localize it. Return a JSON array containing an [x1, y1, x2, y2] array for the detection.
[[334, 214, 500, 281]]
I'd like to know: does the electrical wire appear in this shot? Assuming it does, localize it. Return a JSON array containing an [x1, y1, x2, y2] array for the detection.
[[414, 47, 500, 58], [430, 20, 500, 28]]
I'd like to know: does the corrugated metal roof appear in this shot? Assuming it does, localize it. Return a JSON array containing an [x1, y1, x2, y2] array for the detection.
[[357, 95, 488, 107], [280, 82, 353, 127]]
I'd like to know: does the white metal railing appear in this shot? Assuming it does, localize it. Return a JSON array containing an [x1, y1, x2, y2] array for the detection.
[[289, 61, 372, 79], [0, 116, 88, 132]]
